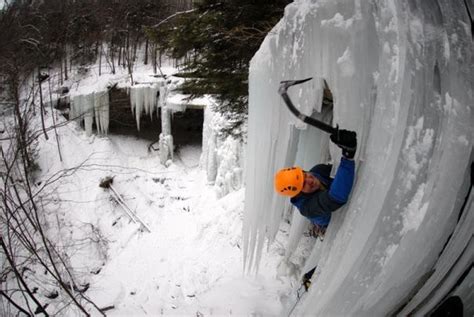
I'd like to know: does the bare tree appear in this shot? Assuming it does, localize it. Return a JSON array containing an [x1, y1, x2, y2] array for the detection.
[[0, 1, 194, 313], [0, 68, 109, 315], [0, 4, 106, 315]]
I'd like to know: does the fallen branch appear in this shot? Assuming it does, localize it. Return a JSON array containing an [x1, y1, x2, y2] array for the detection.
[[100, 177, 151, 232]]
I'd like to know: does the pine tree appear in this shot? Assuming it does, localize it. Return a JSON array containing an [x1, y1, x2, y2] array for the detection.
[[153, 0, 290, 137]]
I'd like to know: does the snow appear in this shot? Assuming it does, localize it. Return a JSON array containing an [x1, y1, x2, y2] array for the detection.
[[244, 0, 473, 315], [13, 49, 257, 315], [32, 111, 290, 315], [167, 94, 211, 111]]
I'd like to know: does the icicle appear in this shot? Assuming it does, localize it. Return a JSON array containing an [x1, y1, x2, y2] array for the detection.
[[83, 93, 94, 136], [71, 90, 109, 136], [137, 87, 144, 130], [94, 91, 109, 135], [149, 86, 157, 119], [143, 86, 150, 116], [130, 85, 159, 130], [94, 92, 101, 134], [130, 87, 136, 115], [128, 84, 160, 131], [101, 91, 109, 134]]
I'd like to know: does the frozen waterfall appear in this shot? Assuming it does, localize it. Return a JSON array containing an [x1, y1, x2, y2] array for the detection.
[[243, 0, 473, 316], [70, 83, 161, 136], [200, 106, 245, 197], [129, 84, 160, 131], [71, 91, 109, 136]]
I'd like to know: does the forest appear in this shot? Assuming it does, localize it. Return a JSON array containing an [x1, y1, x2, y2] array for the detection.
[[0, 0, 290, 134]]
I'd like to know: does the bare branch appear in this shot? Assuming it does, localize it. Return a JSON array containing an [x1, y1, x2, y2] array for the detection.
[[151, 9, 196, 28]]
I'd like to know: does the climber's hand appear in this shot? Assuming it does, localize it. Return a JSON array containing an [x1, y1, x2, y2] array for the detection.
[[330, 129, 357, 159]]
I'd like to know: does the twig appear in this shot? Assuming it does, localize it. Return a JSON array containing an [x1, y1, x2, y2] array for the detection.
[[48, 76, 63, 161], [151, 9, 196, 29]]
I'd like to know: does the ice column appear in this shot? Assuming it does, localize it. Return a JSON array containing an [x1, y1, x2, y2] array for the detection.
[[158, 83, 174, 164], [200, 106, 244, 195], [213, 137, 244, 198], [200, 106, 218, 183]]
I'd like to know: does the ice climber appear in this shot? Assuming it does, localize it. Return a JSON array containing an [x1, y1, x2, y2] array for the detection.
[[274, 130, 357, 239]]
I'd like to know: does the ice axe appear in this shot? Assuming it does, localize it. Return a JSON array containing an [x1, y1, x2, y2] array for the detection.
[[278, 77, 338, 135]]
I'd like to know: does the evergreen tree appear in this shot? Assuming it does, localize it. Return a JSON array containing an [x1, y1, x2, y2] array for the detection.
[[153, 0, 290, 137]]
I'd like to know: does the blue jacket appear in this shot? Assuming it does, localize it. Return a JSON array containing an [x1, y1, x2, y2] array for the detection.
[[290, 158, 355, 226]]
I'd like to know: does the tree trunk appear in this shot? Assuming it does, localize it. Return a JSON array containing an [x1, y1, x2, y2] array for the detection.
[[99, 42, 102, 76], [152, 44, 157, 74], [110, 42, 116, 74], [133, 36, 139, 61], [37, 71, 49, 140], [60, 56, 64, 85], [123, 37, 127, 68], [144, 38, 149, 65], [159, 49, 162, 68], [117, 41, 121, 67], [48, 77, 63, 162], [64, 50, 68, 81], [126, 33, 134, 85]]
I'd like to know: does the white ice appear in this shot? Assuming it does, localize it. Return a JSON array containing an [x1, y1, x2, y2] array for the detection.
[[129, 84, 159, 131], [71, 91, 109, 136], [244, 0, 473, 315]]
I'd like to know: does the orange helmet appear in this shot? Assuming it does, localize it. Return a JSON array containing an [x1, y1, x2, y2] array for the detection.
[[274, 167, 304, 197]]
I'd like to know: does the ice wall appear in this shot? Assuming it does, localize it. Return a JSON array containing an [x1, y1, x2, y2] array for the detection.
[[70, 82, 159, 136], [200, 105, 245, 197], [243, 0, 473, 315], [71, 91, 109, 136]]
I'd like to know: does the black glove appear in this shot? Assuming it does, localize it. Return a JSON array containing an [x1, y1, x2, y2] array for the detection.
[[330, 129, 357, 159]]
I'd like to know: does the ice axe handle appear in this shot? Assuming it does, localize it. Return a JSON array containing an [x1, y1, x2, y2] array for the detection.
[[278, 78, 338, 135]]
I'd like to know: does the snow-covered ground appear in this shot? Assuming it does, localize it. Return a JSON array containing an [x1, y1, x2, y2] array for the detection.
[[24, 54, 301, 315], [35, 113, 297, 315]]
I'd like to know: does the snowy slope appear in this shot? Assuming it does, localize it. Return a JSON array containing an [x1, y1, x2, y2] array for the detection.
[[27, 56, 290, 315], [244, 0, 473, 315], [34, 111, 293, 315]]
